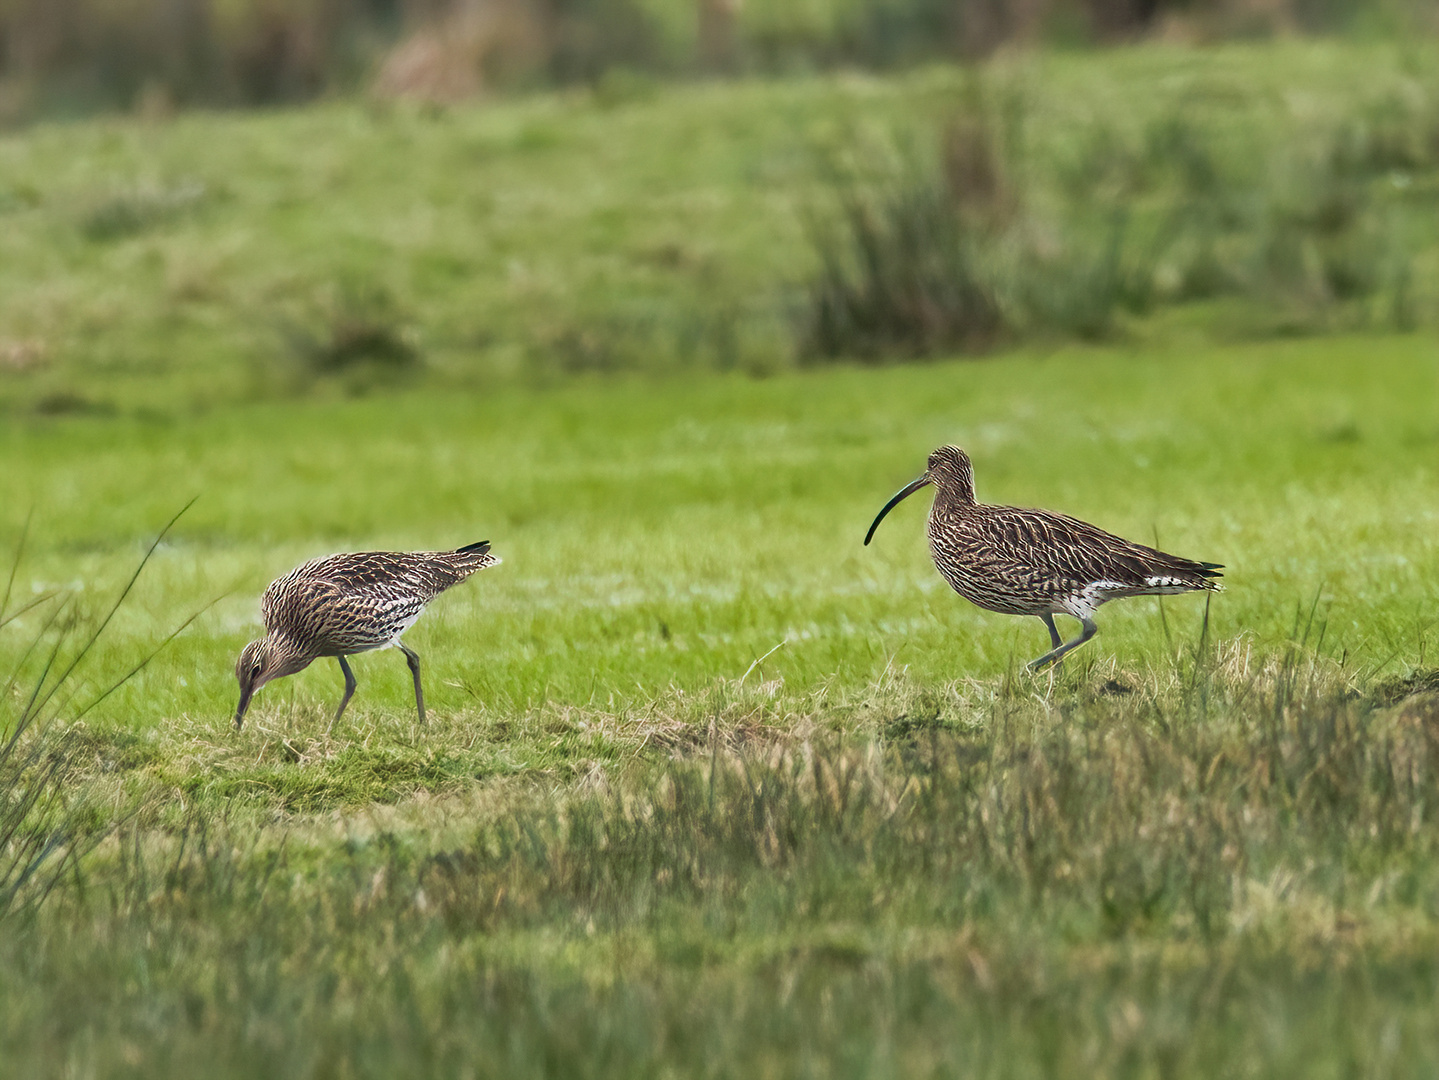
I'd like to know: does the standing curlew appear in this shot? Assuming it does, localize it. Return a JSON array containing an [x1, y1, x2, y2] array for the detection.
[[865, 447, 1222, 670], [233, 541, 499, 729]]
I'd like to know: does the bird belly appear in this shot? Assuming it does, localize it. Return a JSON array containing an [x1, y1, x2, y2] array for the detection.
[[384, 609, 424, 646], [315, 635, 387, 658], [311, 612, 422, 657], [933, 559, 1054, 617]]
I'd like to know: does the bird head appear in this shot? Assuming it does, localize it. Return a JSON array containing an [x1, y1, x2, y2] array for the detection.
[[233, 637, 308, 729], [925, 445, 976, 502], [864, 445, 976, 546]]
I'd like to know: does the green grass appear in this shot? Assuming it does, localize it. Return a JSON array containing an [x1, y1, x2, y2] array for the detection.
[[2, 39, 1438, 411], [2, 39, 1439, 1078], [2, 336, 1434, 756], [4, 294, 1438, 1080], [8, 653, 1439, 1076]]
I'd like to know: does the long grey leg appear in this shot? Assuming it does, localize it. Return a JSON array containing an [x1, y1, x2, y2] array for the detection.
[[1028, 616, 1099, 672], [1040, 613, 1062, 651], [335, 655, 358, 722], [398, 642, 425, 723]]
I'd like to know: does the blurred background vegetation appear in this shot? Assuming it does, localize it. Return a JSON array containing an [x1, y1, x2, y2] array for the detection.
[[0, 0, 1435, 122], [2, 30, 1437, 413]]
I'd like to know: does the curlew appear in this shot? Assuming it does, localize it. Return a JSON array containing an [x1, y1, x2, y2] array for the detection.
[[233, 541, 499, 729], [865, 447, 1222, 670]]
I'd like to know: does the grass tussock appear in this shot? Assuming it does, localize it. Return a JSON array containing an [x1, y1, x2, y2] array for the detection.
[[801, 150, 1003, 360], [0, 511, 191, 916], [6, 645, 1439, 1074], [801, 71, 1439, 361], [77, 179, 209, 242], [280, 279, 423, 389]]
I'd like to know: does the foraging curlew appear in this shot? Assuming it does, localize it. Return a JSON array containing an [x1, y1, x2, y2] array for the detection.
[[233, 541, 499, 729], [865, 447, 1222, 670]]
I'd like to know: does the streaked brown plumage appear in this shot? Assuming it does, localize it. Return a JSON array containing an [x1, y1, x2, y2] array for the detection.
[[865, 446, 1222, 670], [233, 541, 500, 729]]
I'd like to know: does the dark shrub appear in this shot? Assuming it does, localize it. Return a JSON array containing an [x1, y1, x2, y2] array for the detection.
[[284, 281, 421, 380]]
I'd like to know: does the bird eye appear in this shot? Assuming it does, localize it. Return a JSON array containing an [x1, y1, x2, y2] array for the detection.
[[250, 662, 262, 678]]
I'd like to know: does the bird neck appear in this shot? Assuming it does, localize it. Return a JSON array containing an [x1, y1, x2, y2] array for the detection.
[[933, 479, 977, 510], [266, 633, 313, 676]]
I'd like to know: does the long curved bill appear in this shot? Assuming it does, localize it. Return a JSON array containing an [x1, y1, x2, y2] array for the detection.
[[234, 687, 254, 730], [864, 475, 932, 546]]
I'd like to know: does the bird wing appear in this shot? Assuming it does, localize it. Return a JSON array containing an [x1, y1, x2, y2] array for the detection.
[[967, 507, 1217, 593], [260, 547, 496, 654], [306, 551, 489, 599], [263, 571, 428, 653]]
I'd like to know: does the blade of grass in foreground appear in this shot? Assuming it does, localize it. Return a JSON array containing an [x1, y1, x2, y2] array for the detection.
[[0, 500, 199, 917]]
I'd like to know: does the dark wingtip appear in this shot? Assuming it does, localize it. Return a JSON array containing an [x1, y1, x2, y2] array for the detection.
[[457, 540, 491, 554]]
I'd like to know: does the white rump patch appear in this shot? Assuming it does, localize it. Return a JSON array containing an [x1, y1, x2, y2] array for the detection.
[[386, 610, 424, 645], [1087, 580, 1129, 593], [1064, 576, 1201, 618], [1060, 580, 1128, 618]]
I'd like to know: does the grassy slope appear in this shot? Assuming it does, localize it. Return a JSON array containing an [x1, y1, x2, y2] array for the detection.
[[2, 39, 1437, 409]]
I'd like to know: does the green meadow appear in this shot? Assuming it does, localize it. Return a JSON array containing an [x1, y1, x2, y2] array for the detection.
[[4, 336, 1437, 1076], [3, 335, 1436, 738], [2, 38, 1439, 1079]]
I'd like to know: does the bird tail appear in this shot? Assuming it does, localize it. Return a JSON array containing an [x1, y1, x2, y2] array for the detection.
[[449, 539, 500, 575], [1126, 553, 1223, 595], [1142, 558, 1223, 593]]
